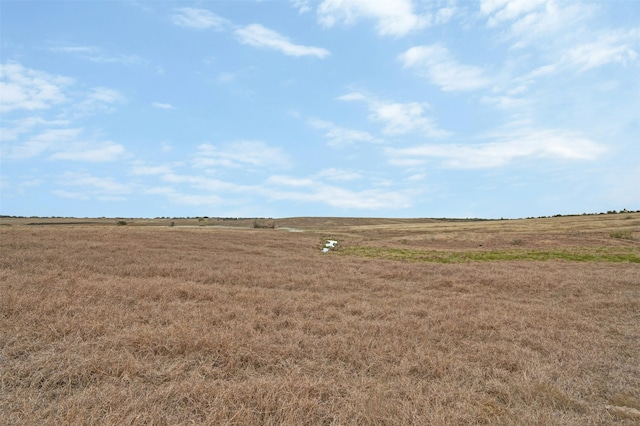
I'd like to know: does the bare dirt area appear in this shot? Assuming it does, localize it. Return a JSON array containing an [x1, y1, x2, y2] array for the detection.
[[1, 215, 639, 424]]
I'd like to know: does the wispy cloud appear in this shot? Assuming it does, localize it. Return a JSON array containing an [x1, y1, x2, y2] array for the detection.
[[53, 171, 132, 201], [338, 92, 448, 137], [265, 174, 413, 209], [317, 0, 428, 37], [481, 0, 548, 28], [291, 0, 313, 14], [308, 118, 379, 146], [315, 168, 363, 181], [399, 44, 490, 91], [235, 24, 330, 58], [0, 117, 70, 142], [480, 0, 595, 49], [146, 186, 224, 206], [172, 7, 230, 30], [1, 62, 125, 118], [152, 102, 175, 110], [387, 128, 607, 169], [49, 44, 144, 65], [4, 128, 82, 159], [193, 140, 290, 170], [0, 62, 72, 112], [143, 160, 407, 211], [130, 163, 175, 176], [563, 29, 638, 72], [4, 127, 126, 162], [161, 173, 248, 193], [49, 142, 125, 162], [171, 8, 328, 59], [74, 87, 125, 116]]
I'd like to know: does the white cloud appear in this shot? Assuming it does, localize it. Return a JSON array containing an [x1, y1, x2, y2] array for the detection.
[[50, 45, 95, 54], [480, 95, 527, 110], [49, 44, 144, 65], [172, 9, 329, 59], [54, 172, 132, 201], [266, 174, 412, 209], [74, 87, 125, 116], [152, 102, 175, 110], [266, 175, 316, 187], [193, 140, 290, 170], [144, 168, 407, 211], [317, 0, 428, 37], [308, 118, 379, 146], [564, 30, 638, 72], [0, 117, 70, 142], [291, 0, 313, 14], [51, 189, 90, 200], [315, 168, 363, 181], [399, 44, 490, 91], [49, 142, 125, 162], [482, 0, 547, 27], [5, 128, 82, 159], [235, 24, 330, 58], [337, 92, 367, 102], [161, 173, 250, 194], [0, 62, 72, 112], [172, 7, 230, 30], [87, 87, 124, 104], [434, 6, 457, 24], [5, 127, 126, 162], [130, 163, 175, 176], [387, 129, 607, 169], [146, 186, 224, 206], [480, 0, 594, 48], [339, 92, 448, 137], [371, 101, 440, 136], [0, 62, 124, 119]]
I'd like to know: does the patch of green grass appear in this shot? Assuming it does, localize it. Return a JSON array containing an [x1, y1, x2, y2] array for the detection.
[[339, 246, 640, 263], [610, 230, 634, 240]]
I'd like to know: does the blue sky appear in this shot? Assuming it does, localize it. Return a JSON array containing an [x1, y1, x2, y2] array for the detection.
[[1, 0, 638, 218]]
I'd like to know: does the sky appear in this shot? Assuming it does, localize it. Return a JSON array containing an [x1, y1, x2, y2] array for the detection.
[[1, 0, 639, 219]]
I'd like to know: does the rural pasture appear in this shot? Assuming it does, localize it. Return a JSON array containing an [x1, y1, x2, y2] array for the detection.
[[1, 213, 639, 424]]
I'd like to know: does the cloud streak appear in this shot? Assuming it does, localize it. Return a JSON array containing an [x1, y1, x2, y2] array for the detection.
[[399, 44, 490, 91], [387, 129, 607, 169], [4, 127, 126, 162], [50, 44, 144, 65], [338, 92, 448, 137], [265, 174, 412, 209], [172, 7, 230, 30], [309, 119, 379, 146], [0, 63, 72, 112], [317, 0, 428, 37], [171, 8, 329, 59], [193, 140, 291, 170], [235, 24, 330, 58], [152, 102, 175, 110]]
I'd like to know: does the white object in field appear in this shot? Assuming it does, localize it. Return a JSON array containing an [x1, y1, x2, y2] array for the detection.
[[322, 240, 338, 252]]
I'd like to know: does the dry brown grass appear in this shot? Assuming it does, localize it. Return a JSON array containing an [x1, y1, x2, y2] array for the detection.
[[1, 215, 639, 424]]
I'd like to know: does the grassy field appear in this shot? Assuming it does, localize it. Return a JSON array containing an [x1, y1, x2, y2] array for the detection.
[[1, 213, 639, 424]]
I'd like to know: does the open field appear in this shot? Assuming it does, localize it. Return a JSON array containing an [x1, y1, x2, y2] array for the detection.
[[1, 214, 639, 424]]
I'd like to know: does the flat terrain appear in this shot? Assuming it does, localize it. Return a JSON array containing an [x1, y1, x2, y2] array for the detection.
[[1, 214, 639, 424]]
